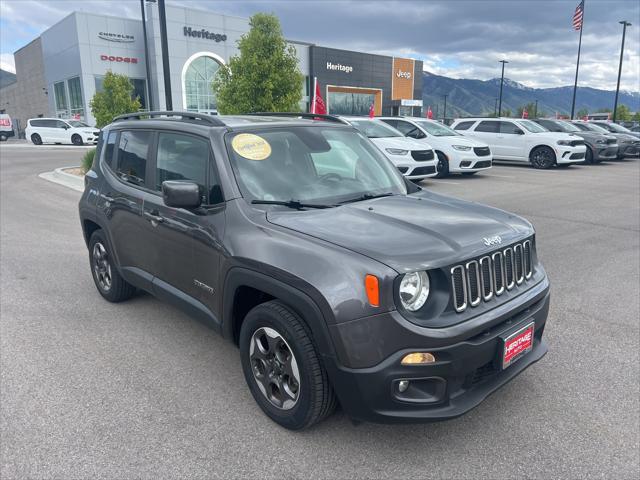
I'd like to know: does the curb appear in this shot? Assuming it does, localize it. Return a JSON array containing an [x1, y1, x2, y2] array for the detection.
[[38, 166, 85, 192]]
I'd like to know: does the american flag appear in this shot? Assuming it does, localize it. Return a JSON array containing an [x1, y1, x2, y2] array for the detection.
[[573, 0, 584, 31]]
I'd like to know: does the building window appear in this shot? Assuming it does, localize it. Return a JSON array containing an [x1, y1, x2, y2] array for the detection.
[[327, 87, 382, 116], [54, 81, 68, 118], [67, 76, 85, 120], [94, 76, 147, 110], [182, 53, 223, 113]]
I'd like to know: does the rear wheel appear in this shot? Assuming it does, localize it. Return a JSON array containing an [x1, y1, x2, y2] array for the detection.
[[584, 146, 595, 164], [31, 133, 42, 145], [529, 146, 556, 169], [435, 152, 449, 178], [239, 300, 337, 430], [71, 134, 84, 146], [88, 230, 136, 302]]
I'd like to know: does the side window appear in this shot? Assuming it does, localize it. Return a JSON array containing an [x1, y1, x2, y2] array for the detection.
[[42, 120, 57, 128], [30, 120, 43, 127], [381, 119, 399, 129], [454, 121, 474, 131], [474, 121, 499, 133], [103, 131, 117, 167], [500, 122, 523, 134], [55, 120, 69, 129], [155, 132, 209, 195], [395, 121, 426, 139], [115, 130, 151, 187]]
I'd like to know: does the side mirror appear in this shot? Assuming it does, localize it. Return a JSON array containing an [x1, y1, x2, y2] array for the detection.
[[517, 129, 525, 135], [162, 181, 201, 209]]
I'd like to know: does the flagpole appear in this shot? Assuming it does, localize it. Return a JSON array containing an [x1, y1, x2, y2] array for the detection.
[[311, 77, 317, 114], [570, 1, 585, 119]]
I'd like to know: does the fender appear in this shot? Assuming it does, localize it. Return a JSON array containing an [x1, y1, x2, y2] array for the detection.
[[222, 267, 337, 359]]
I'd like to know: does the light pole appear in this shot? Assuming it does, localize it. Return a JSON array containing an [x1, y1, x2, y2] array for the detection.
[[534, 99, 538, 119], [613, 21, 631, 122], [443, 94, 448, 121], [140, 0, 155, 110], [498, 60, 508, 117], [494, 97, 498, 116], [157, 0, 172, 110]]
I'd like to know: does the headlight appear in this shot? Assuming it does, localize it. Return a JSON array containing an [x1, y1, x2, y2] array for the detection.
[[385, 148, 409, 155], [557, 140, 572, 146], [595, 139, 605, 144], [452, 145, 472, 151], [398, 271, 430, 311]]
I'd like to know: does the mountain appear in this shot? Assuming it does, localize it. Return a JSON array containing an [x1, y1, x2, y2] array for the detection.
[[422, 72, 640, 118]]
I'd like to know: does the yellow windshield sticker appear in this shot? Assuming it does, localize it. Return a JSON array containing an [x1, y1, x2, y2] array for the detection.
[[232, 133, 272, 160]]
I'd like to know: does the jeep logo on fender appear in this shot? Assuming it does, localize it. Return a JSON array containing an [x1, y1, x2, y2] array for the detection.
[[483, 235, 502, 246], [100, 55, 138, 64]]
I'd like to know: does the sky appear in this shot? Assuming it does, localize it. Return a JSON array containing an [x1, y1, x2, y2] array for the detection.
[[0, 0, 639, 91]]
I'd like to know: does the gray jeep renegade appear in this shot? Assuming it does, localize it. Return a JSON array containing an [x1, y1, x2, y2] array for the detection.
[[79, 111, 550, 430]]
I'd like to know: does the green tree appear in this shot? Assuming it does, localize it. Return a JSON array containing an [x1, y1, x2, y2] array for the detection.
[[90, 71, 141, 128], [576, 108, 589, 119], [212, 13, 303, 114], [633, 111, 640, 122], [614, 104, 632, 121]]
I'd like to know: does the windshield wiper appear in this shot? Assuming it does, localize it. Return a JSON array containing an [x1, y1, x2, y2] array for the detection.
[[339, 192, 394, 204], [251, 199, 335, 210]]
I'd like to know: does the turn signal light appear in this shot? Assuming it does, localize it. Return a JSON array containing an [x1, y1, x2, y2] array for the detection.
[[401, 352, 436, 365], [365, 274, 379, 307]]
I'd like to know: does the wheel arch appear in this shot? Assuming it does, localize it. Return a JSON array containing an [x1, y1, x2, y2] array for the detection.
[[528, 143, 556, 158], [223, 267, 337, 359]]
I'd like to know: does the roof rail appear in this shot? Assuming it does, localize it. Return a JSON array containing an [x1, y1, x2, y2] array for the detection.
[[112, 110, 225, 126], [247, 112, 348, 124]]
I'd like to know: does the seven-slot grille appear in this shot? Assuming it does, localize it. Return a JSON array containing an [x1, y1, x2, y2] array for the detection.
[[473, 146, 491, 156], [411, 150, 435, 161], [451, 240, 533, 313]]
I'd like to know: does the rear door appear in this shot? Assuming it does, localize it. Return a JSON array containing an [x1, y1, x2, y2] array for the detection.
[[97, 129, 154, 289], [38, 120, 58, 143]]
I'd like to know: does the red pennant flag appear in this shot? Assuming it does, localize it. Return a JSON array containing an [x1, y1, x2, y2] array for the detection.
[[427, 106, 433, 119], [522, 109, 528, 119], [311, 79, 326, 115], [368, 103, 375, 119]]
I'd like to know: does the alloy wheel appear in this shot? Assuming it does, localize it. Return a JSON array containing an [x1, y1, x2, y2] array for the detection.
[[249, 327, 301, 410], [92, 242, 112, 292], [531, 149, 553, 168]]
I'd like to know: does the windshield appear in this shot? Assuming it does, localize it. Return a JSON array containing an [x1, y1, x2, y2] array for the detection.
[[600, 122, 630, 133], [582, 123, 609, 133], [517, 120, 547, 133], [227, 127, 407, 205], [555, 120, 581, 132], [415, 120, 460, 136], [68, 121, 90, 128], [349, 120, 402, 138]]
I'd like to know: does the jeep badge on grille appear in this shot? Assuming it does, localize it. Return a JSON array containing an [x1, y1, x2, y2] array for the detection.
[[483, 235, 502, 247]]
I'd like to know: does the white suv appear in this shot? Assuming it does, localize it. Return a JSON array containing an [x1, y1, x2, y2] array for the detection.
[[378, 117, 492, 177], [450, 118, 586, 169], [339, 116, 438, 181], [26, 118, 100, 146]]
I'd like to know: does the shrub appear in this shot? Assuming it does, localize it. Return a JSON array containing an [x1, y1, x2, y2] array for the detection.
[[81, 148, 96, 173]]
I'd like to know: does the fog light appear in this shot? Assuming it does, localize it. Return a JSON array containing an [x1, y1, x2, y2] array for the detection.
[[398, 380, 410, 393], [401, 352, 436, 365]]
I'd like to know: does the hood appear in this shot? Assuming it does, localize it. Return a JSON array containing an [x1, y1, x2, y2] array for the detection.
[[428, 135, 489, 148], [615, 133, 639, 143], [370, 136, 433, 151], [534, 131, 578, 141], [266, 191, 533, 272]]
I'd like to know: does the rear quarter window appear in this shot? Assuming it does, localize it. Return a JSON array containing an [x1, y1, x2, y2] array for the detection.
[[474, 121, 499, 133]]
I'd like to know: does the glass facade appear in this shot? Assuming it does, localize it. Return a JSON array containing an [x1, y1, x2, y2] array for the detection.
[[327, 91, 375, 116], [184, 56, 221, 113], [67, 76, 84, 120], [54, 81, 68, 118]]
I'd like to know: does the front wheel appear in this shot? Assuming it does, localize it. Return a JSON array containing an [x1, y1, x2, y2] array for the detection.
[[71, 134, 84, 146], [239, 301, 337, 430], [88, 230, 136, 302], [529, 146, 556, 169], [584, 146, 594, 164], [435, 152, 449, 178]]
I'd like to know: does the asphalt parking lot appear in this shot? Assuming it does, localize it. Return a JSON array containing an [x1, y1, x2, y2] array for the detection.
[[1, 144, 638, 479]]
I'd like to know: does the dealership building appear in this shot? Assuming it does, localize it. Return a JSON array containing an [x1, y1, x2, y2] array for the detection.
[[0, 4, 423, 132]]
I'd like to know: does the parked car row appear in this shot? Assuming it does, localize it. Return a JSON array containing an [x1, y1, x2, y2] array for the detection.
[[25, 118, 101, 146]]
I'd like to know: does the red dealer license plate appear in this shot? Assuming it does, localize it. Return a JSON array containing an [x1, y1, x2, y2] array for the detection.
[[501, 322, 535, 369]]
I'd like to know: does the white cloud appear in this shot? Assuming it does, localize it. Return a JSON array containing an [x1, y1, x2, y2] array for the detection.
[[0, 53, 16, 73]]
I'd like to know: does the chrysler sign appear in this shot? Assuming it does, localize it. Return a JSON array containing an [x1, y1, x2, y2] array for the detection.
[[98, 32, 135, 43]]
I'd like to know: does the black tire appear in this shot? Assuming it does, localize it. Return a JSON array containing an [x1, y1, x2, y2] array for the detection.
[[88, 230, 136, 302], [71, 134, 84, 146], [435, 151, 449, 178], [239, 300, 337, 430], [31, 133, 42, 145], [584, 146, 595, 164], [529, 146, 556, 169], [0, 134, 7, 141]]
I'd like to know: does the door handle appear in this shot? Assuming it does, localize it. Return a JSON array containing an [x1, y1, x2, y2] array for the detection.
[[143, 211, 165, 224]]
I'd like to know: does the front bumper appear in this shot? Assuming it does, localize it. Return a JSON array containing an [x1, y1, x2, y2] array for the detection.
[[557, 145, 586, 164], [619, 143, 640, 158], [448, 152, 493, 172], [324, 277, 550, 423], [595, 145, 619, 160]]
